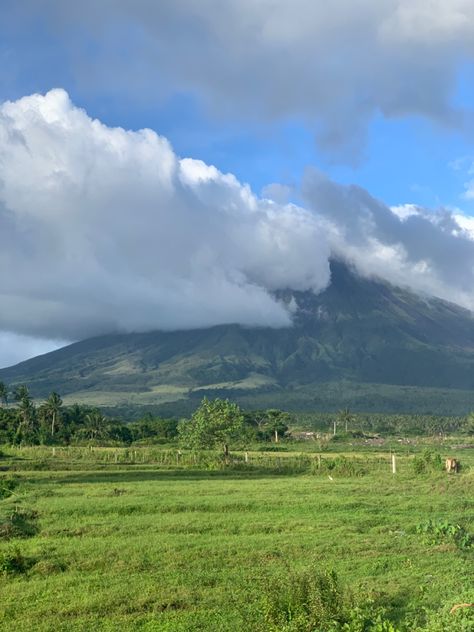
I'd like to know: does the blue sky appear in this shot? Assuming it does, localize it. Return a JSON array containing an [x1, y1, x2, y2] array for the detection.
[[3, 1, 474, 367], [2, 1, 474, 211]]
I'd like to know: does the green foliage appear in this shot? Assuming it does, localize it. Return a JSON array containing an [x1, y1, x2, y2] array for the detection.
[[411, 602, 474, 631], [0, 476, 19, 500], [413, 449, 443, 474], [0, 547, 31, 575], [129, 415, 178, 443], [178, 397, 244, 454], [0, 507, 39, 539], [415, 519, 473, 550], [0, 380, 8, 406]]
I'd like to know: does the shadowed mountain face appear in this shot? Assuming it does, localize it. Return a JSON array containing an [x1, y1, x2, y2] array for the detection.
[[3, 260, 474, 413]]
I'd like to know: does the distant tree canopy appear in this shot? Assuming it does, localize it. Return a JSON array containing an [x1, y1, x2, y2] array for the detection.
[[178, 397, 244, 456], [0, 380, 473, 447], [244, 409, 292, 442]]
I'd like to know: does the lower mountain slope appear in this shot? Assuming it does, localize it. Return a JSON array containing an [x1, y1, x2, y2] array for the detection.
[[3, 261, 474, 414]]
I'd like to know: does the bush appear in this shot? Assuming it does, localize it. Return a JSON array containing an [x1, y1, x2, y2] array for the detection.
[[0, 547, 31, 575], [0, 507, 39, 539], [0, 476, 19, 500], [413, 603, 474, 631], [415, 519, 473, 550], [413, 449, 443, 474]]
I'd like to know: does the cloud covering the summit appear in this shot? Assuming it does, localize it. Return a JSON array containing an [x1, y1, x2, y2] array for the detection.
[[0, 89, 331, 343], [2, 89, 474, 366]]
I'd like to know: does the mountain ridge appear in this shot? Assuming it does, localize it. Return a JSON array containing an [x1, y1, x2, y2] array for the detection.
[[3, 260, 474, 414]]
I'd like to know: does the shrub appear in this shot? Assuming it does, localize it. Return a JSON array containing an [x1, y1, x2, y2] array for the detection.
[[413, 449, 443, 474], [0, 547, 31, 575], [0, 507, 39, 539], [415, 519, 473, 550], [413, 603, 474, 631], [0, 476, 19, 500]]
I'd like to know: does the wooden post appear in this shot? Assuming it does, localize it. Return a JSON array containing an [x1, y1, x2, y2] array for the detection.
[[274, 429, 279, 443], [317, 454, 322, 469], [391, 453, 396, 474], [333, 421, 337, 436], [244, 451, 249, 463], [52, 447, 56, 457]]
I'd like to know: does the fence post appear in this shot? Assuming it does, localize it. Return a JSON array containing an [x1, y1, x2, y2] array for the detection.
[[391, 453, 397, 475]]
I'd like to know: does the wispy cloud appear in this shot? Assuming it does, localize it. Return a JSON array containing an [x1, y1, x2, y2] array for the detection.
[[7, 1, 474, 160]]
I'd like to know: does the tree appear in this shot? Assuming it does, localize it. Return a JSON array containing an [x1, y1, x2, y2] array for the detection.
[[43, 392, 63, 438], [14, 385, 37, 443], [83, 410, 108, 441], [465, 412, 474, 435], [337, 408, 356, 433], [246, 409, 291, 442], [178, 398, 244, 458], [0, 381, 8, 406], [261, 409, 291, 443]]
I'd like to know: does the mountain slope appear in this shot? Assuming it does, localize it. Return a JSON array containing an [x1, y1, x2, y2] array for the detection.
[[3, 261, 474, 413]]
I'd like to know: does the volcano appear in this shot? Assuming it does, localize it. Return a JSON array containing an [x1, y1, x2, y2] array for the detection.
[[3, 261, 474, 415]]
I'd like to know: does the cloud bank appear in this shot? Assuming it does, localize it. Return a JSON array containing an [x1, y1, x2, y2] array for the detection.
[[0, 89, 330, 342], [2, 90, 474, 367], [13, 0, 474, 158]]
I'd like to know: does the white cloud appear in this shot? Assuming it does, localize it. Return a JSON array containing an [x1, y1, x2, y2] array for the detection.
[[0, 89, 330, 346], [3, 90, 474, 367], [13, 0, 474, 159], [302, 168, 474, 308]]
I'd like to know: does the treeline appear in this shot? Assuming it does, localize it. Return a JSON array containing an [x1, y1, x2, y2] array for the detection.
[[0, 380, 473, 447], [0, 381, 291, 446], [297, 410, 474, 435]]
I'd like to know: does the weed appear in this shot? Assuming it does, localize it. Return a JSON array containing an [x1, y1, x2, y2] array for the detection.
[[0, 476, 19, 499], [0, 506, 39, 539], [415, 519, 473, 550], [261, 565, 398, 631], [0, 547, 33, 575]]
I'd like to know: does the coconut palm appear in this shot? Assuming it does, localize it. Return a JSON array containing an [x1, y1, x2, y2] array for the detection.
[[337, 408, 356, 433], [43, 392, 63, 438], [84, 410, 107, 440], [14, 385, 36, 442]]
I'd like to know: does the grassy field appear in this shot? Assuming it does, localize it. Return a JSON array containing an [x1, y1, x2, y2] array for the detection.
[[0, 445, 473, 631]]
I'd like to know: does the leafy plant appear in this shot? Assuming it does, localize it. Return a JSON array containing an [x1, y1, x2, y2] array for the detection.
[[0, 476, 19, 500], [415, 519, 473, 550], [413, 449, 443, 474]]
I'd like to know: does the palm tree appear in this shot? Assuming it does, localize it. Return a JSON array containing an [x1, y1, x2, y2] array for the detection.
[[337, 408, 355, 433], [13, 384, 30, 403], [0, 381, 8, 406], [43, 392, 63, 438], [14, 385, 36, 442], [84, 410, 107, 440]]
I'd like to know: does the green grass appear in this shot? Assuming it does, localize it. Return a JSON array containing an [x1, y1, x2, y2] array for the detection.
[[0, 447, 473, 630]]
